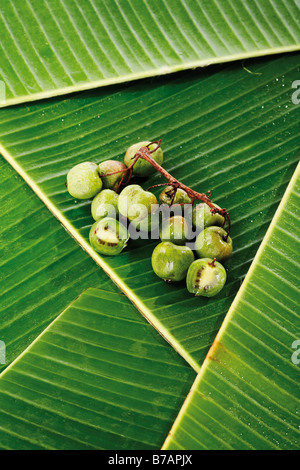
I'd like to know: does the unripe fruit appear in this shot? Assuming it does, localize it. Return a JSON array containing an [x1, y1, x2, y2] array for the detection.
[[124, 141, 163, 177], [91, 189, 119, 221], [186, 258, 226, 297], [98, 160, 127, 191], [159, 215, 189, 245], [118, 184, 157, 222], [159, 186, 191, 205], [118, 184, 158, 234], [67, 162, 102, 199], [89, 217, 129, 256], [192, 202, 225, 231], [151, 242, 194, 282], [195, 226, 233, 262]]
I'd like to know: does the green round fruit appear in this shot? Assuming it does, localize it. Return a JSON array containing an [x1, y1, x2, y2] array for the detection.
[[192, 202, 225, 231], [98, 160, 127, 191], [118, 184, 157, 222], [186, 258, 227, 297], [124, 141, 163, 177], [159, 215, 189, 245], [151, 242, 195, 282], [130, 208, 160, 234], [89, 217, 129, 256], [91, 189, 119, 221], [159, 186, 191, 205], [67, 162, 102, 199], [195, 226, 233, 262]]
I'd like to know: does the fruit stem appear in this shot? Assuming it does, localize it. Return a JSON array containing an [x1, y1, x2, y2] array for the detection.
[[98, 139, 231, 238], [208, 258, 217, 267], [135, 140, 231, 239], [146, 182, 170, 191]]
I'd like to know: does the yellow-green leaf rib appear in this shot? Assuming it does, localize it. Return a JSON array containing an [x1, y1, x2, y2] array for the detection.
[[163, 162, 300, 450]]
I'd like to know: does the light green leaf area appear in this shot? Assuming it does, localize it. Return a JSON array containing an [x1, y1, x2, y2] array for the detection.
[[0, 288, 195, 450], [0, 157, 119, 372], [0, 53, 299, 371], [1, 0, 300, 107], [164, 163, 300, 450]]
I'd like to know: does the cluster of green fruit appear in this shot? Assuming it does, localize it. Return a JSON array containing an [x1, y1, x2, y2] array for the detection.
[[151, 198, 232, 297], [66, 141, 233, 298]]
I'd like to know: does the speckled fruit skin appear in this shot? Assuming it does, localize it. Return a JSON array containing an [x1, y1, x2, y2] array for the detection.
[[151, 242, 195, 282], [192, 202, 225, 231], [89, 217, 129, 256], [159, 215, 189, 245], [91, 189, 119, 221], [159, 186, 191, 205], [98, 160, 127, 191], [186, 258, 227, 297], [67, 162, 102, 199], [195, 226, 233, 262], [124, 141, 163, 177], [118, 184, 158, 222]]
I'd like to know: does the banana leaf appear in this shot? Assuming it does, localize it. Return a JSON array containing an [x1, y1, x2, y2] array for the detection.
[[1, 2, 300, 449], [1, 0, 299, 107], [0, 288, 195, 450], [163, 162, 300, 450], [0, 157, 120, 371], [1, 53, 299, 371]]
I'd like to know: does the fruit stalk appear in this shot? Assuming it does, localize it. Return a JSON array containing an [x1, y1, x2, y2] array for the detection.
[[99, 139, 231, 239], [134, 141, 231, 240]]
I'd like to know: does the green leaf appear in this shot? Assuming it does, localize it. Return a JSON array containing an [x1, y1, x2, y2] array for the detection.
[[0, 288, 195, 450], [163, 162, 300, 450], [1, 0, 300, 107], [1, 53, 299, 371], [0, 157, 119, 371]]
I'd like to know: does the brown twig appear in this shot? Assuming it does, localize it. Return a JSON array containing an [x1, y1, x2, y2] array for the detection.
[[135, 140, 231, 240], [208, 258, 217, 267], [99, 139, 231, 239]]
